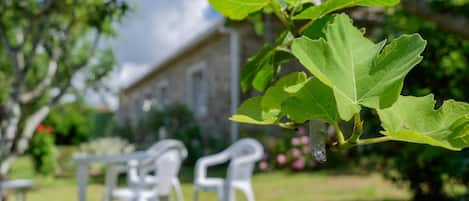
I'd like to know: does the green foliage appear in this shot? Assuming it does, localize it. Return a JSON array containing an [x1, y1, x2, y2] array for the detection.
[[211, 0, 469, 152], [152, 104, 205, 165], [231, 72, 307, 124], [377, 11, 469, 102], [364, 8, 469, 200], [292, 14, 426, 120], [294, 0, 399, 20], [241, 45, 275, 92], [282, 77, 339, 123], [44, 102, 95, 145], [0, 72, 9, 103], [0, 0, 130, 173], [230, 96, 279, 125], [430, 0, 469, 18], [28, 127, 57, 176], [209, 0, 271, 20], [378, 95, 469, 150]]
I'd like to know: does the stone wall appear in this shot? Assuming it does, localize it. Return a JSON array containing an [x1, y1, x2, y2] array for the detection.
[[119, 31, 234, 139]]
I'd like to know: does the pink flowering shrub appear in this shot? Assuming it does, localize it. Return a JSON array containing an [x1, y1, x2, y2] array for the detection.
[[257, 127, 316, 172]]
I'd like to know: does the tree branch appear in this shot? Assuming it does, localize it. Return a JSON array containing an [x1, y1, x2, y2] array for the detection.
[[19, 58, 58, 104], [402, 0, 469, 40], [23, 16, 49, 72], [13, 105, 50, 155]]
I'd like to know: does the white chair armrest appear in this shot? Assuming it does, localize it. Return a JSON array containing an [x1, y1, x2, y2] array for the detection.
[[231, 153, 262, 167], [195, 151, 230, 183]]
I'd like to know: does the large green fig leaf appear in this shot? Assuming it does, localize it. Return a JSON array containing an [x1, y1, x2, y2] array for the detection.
[[261, 72, 307, 111], [294, 0, 399, 20], [281, 77, 339, 123], [378, 95, 469, 151], [230, 96, 279, 125], [209, 0, 271, 20], [291, 14, 426, 120]]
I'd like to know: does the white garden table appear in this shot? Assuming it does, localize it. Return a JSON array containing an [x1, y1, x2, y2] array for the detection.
[[0, 179, 33, 201], [74, 151, 149, 201]]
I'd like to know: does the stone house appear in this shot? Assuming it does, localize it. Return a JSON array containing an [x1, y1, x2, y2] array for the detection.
[[118, 19, 272, 143], [117, 9, 383, 143]]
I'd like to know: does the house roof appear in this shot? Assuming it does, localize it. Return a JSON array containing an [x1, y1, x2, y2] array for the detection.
[[121, 18, 226, 95]]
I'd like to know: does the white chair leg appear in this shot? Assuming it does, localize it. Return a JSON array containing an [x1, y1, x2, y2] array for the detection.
[[237, 184, 255, 201], [228, 188, 235, 201], [243, 188, 255, 201], [172, 178, 184, 201], [216, 186, 224, 201]]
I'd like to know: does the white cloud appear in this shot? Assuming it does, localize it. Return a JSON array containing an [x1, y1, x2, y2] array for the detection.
[[86, 0, 222, 109], [113, 0, 221, 87]]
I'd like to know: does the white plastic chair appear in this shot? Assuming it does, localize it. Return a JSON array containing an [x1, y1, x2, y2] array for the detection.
[[104, 139, 187, 201], [193, 138, 263, 201]]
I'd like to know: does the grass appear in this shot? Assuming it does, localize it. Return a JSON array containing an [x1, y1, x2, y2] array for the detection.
[[9, 157, 411, 201]]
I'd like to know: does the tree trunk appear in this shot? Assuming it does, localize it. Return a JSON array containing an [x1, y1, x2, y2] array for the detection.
[[0, 155, 17, 177], [0, 105, 50, 177], [15, 106, 50, 154], [1, 100, 21, 152]]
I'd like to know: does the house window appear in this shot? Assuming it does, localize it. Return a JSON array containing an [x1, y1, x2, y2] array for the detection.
[[156, 81, 169, 108], [187, 62, 208, 116]]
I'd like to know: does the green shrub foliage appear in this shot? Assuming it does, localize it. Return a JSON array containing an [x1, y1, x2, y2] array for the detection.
[[28, 124, 57, 176]]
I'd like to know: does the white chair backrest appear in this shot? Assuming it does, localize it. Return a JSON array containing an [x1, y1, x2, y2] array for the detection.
[[227, 138, 263, 181], [146, 139, 188, 159], [138, 139, 187, 170], [137, 139, 187, 184]]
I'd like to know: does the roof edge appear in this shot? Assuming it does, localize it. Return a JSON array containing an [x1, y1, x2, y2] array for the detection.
[[121, 18, 226, 94]]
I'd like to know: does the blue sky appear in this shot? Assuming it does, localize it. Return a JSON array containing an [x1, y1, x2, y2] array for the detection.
[[86, 0, 222, 108]]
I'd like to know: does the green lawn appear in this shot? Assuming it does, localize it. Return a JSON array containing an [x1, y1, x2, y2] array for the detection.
[[9, 157, 410, 201]]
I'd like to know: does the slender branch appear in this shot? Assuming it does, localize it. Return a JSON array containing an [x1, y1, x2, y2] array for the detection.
[[333, 123, 346, 145], [49, 82, 71, 105], [19, 58, 58, 104], [299, 20, 314, 34], [272, 5, 298, 36], [357, 136, 392, 145], [347, 113, 363, 143], [23, 16, 49, 72], [338, 136, 392, 149]]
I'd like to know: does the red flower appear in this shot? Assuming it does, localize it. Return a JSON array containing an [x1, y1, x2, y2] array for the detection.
[[36, 124, 53, 134], [36, 124, 45, 133]]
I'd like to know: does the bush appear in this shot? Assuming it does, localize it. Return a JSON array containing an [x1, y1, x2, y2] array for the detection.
[[44, 102, 95, 145], [146, 104, 207, 165], [28, 124, 57, 176], [77, 137, 135, 175], [259, 127, 317, 172]]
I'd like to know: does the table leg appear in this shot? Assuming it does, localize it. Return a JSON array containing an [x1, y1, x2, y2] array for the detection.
[[77, 163, 89, 201]]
